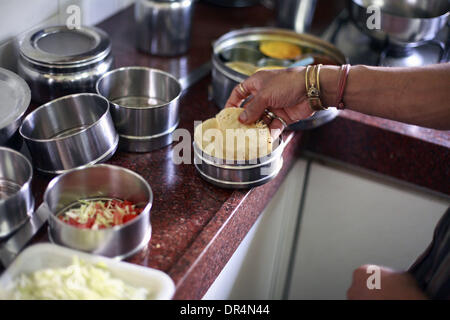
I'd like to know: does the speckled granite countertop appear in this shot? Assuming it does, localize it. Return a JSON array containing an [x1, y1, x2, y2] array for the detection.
[[10, 1, 449, 299]]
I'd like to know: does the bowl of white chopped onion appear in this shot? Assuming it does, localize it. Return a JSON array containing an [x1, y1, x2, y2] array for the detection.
[[0, 243, 175, 300]]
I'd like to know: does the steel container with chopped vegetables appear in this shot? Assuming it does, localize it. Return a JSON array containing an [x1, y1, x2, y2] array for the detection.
[[45, 164, 153, 259]]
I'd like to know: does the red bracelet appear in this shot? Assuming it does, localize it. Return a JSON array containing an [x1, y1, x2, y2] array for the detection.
[[335, 64, 351, 110]]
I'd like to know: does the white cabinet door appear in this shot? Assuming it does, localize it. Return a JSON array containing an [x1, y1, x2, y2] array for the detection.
[[204, 159, 308, 300], [287, 162, 449, 300]]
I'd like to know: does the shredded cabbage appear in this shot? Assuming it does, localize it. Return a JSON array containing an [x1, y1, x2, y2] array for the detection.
[[2, 256, 153, 300]]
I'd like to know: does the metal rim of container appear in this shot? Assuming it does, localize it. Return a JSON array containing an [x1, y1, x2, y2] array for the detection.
[[192, 135, 285, 169], [96, 66, 183, 109], [19, 25, 112, 68], [48, 224, 152, 260], [352, 0, 450, 20], [0, 197, 35, 239], [0, 68, 31, 132], [213, 27, 348, 80], [193, 143, 282, 170], [44, 164, 154, 233], [33, 135, 119, 175], [138, 0, 193, 8], [0, 146, 34, 238], [194, 158, 283, 188], [119, 120, 180, 141], [0, 146, 34, 204], [19, 93, 112, 143]]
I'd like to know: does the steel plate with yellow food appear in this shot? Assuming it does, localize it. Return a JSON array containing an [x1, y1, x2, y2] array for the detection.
[[193, 107, 285, 189], [212, 27, 346, 131]]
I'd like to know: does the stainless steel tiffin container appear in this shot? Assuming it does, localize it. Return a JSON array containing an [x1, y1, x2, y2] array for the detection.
[[0, 147, 34, 239], [19, 93, 119, 174], [45, 164, 153, 259], [96, 66, 182, 153]]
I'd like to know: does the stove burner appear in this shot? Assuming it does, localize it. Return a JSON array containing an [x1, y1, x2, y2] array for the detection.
[[379, 39, 447, 67]]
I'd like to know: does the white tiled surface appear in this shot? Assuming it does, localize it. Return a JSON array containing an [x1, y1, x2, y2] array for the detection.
[[288, 162, 449, 300]]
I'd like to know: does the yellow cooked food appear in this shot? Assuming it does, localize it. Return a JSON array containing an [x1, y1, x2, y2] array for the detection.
[[195, 108, 272, 161], [255, 66, 286, 72], [259, 41, 302, 60], [225, 61, 258, 76]]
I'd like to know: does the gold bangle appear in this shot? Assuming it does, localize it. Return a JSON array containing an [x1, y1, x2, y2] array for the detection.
[[305, 64, 326, 111], [305, 65, 312, 93], [316, 64, 322, 92]]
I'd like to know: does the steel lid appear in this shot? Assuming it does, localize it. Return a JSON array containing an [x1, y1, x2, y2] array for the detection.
[[19, 25, 111, 67], [0, 68, 31, 134]]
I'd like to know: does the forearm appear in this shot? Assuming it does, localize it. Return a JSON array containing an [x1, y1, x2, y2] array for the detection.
[[319, 63, 450, 130]]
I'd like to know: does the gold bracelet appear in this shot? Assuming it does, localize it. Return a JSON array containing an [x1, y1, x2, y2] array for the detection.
[[305, 64, 326, 111]]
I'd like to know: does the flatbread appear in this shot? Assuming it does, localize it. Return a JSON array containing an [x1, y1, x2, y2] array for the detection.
[[194, 118, 219, 149], [195, 108, 272, 161]]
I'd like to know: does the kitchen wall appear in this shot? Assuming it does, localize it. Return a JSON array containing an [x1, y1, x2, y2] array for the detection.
[[0, 0, 134, 70]]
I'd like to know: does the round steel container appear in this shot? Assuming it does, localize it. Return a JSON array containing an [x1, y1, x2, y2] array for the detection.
[[193, 135, 285, 189], [96, 67, 182, 153], [45, 164, 153, 259], [19, 93, 119, 175], [18, 25, 114, 104], [203, 0, 260, 7], [0, 68, 30, 148], [135, 0, 194, 56], [0, 147, 34, 239], [349, 0, 450, 46], [211, 27, 347, 130]]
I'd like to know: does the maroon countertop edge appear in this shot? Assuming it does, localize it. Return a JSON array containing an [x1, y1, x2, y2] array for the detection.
[[305, 111, 449, 196]]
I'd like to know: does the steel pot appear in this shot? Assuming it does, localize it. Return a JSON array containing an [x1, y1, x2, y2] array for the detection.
[[45, 164, 153, 259], [349, 0, 450, 46], [18, 25, 114, 104], [19, 93, 119, 174], [0, 147, 34, 239]]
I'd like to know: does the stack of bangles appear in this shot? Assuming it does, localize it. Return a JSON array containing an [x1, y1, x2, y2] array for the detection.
[[237, 63, 351, 127], [305, 63, 351, 111]]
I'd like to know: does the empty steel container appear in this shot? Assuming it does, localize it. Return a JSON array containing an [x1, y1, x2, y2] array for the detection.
[[19, 93, 119, 174], [96, 67, 182, 152]]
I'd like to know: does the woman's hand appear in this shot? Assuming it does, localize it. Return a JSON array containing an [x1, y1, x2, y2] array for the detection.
[[347, 264, 428, 300], [224, 68, 314, 138]]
